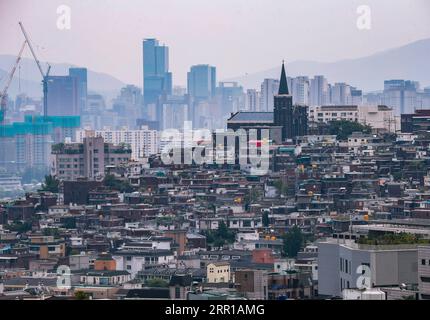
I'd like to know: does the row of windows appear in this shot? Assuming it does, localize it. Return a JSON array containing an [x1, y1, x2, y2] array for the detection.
[[421, 259, 430, 266], [209, 268, 229, 273], [314, 112, 356, 117]]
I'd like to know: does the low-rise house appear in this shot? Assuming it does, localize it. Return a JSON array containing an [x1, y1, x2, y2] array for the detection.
[[207, 262, 230, 283]]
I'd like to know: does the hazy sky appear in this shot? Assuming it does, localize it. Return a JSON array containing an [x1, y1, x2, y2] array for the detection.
[[1, 0, 430, 86]]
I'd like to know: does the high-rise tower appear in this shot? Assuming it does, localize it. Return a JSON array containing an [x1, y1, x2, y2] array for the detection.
[[143, 39, 172, 106]]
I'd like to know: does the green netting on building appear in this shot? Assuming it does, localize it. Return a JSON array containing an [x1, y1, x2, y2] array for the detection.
[[24, 115, 81, 128], [1, 115, 80, 137], [0, 121, 53, 137]]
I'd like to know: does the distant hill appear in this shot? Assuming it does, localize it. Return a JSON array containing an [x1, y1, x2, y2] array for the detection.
[[0, 55, 126, 100], [225, 38, 430, 92]]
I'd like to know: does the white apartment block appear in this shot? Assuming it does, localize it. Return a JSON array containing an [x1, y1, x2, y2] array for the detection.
[[290, 76, 310, 106], [260, 79, 279, 112], [308, 105, 396, 132], [318, 238, 418, 298], [76, 127, 159, 160], [418, 246, 430, 300], [245, 89, 261, 112]]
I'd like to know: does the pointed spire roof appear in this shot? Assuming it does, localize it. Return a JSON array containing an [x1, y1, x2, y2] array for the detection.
[[278, 60, 289, 95]]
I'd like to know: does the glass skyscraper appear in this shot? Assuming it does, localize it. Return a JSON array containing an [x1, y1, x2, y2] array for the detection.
[[69, 67, 88, 114], [143, 39, 172, 105], [187, 64, 216, 100], [46, 76, 79, 116]]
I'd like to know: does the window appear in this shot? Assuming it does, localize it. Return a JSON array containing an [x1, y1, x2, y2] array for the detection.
[[422, 259, 426, 266]]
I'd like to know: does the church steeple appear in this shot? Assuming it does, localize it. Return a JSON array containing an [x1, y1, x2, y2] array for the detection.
[[278, 60, 289, 95]]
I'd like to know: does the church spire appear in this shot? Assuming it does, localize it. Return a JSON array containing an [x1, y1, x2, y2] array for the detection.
[[278, 60, 289, 95]]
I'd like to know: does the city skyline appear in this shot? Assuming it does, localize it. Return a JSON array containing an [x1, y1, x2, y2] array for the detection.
[[2, 0, 430, 305], [1, 0, 430, 87]]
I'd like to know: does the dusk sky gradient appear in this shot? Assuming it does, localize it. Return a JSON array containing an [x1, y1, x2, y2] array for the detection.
[[1, 0, 430, 86]]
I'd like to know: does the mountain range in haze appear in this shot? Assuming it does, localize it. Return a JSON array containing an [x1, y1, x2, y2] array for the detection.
[[1, 37, 429, 101], [227, 38, 430, 92], [0, 57, 125, 101]]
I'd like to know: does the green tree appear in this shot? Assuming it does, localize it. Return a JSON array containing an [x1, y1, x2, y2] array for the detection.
[[146, 278, 169, 287], [74, 291, 90, 300], [204, 221, 235, 248], [282, 225, 304, 258], [6, 221, 32, 233], [262, 212, 270, 227], [43, 228, 60, 237], [40, 175, 60, 193], [328, 120, 371, 141], [103, 174, 133, 193], [273, 180, 288, 196]]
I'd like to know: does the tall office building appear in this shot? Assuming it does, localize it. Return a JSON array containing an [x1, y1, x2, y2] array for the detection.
[[290, 76, 310, 106], [260, 79, 279, 112], [216, 82, 245, 116], [383, 80, 419, 116], [350, 88, 363, 106], [46, 76, 79, 116], [331, 83, 352, 105], [274, 63, 307, 141], [187, 65, 216, 100], [112, 85, 143, 128], [310, 76, 329, 106], [245, 89, 260, 112], [69, 68, 88, 114], [143, 39, 172, 105]]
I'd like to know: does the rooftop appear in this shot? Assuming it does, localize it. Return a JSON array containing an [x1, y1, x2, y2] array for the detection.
[[227, 112, 274, 123]]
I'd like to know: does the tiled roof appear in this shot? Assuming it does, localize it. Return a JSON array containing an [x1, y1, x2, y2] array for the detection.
[[228, 112, 274, 123]]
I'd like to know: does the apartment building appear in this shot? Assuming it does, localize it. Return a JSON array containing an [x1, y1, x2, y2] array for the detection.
[[308, 105, 396, 132], [318, 237, 418, 298], [418, 246, 430, 300], [51, 136, 132, 181], [76, 127, 158, 160]]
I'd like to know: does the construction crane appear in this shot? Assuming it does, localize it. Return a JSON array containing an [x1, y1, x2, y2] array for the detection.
[[0, 40, 27, 124], [18, 21, 51, 118]]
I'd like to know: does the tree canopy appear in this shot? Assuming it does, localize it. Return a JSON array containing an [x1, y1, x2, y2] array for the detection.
[[103, 174, 133, 193], [282, 225, 304, 258], [41, 175, 60, 193], [146, 278, 169, 287], [204, 221, 235, 248], [328, 120, 371, 141]]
